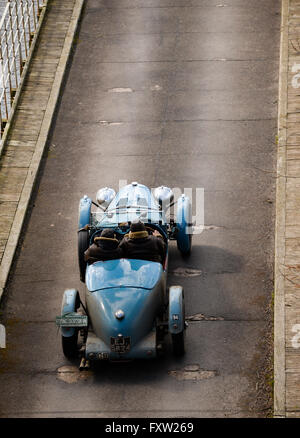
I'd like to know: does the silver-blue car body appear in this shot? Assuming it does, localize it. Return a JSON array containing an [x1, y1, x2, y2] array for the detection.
[[56, 182, 192, 363]]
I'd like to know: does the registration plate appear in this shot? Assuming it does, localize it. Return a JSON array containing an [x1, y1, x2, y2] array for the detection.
[[110, 336, 131, 353], [56, 313, 88, 327]]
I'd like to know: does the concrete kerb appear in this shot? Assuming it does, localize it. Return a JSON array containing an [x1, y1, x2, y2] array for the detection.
[[0, 0, 85, 301], [274, 0, 289, 418]]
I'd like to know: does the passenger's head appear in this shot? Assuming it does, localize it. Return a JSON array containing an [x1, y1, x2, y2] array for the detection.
[[94, 228, 118, 247], [101, 229, 115, 239], [128, 220, 148, 240], [130, 220, 146, 233]]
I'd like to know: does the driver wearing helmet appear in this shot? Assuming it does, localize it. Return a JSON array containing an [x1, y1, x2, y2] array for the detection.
[[84, 228, 122, 264], [119, 220, 166, 264]]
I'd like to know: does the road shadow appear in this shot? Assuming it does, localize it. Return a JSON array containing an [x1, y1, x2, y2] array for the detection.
[[168, 243, 244, 276]]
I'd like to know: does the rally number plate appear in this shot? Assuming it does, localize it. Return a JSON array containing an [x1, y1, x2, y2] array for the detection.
[[56, 313, 88, 327]]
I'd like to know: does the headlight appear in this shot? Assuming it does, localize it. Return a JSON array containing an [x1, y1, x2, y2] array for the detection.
[[153, 186, 174, 209], [96, 187, 116, 209]]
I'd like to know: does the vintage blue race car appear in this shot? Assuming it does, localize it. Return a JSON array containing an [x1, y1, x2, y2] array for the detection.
[[56, 182, 192, 367]]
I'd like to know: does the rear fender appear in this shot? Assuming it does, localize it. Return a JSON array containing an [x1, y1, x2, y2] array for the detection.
[[61, 289, 80, 338], [168, 286, 185, 334]]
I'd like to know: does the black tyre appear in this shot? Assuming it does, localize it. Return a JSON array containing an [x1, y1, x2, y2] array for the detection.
[[62, 331, 79, 358], [78, 229, 89, 282], [171, 331, 185, 356]]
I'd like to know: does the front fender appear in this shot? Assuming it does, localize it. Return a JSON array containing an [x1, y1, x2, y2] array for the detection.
[[61, 289, 80, 338], [79, 196, 92, 229], [168, 286, 185, 334], [176, 195, 192, 254]]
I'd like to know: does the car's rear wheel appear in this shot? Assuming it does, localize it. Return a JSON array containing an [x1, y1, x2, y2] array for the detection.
[[78, 229, 89, 282], [62, 330, 79, 358], [176, 194, 192, 256], [171, 331, 185, 356], [177, 233, 192, 257]]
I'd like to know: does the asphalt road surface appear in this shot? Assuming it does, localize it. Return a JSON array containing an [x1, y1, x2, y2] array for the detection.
[[0, 0, 280, 417]]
